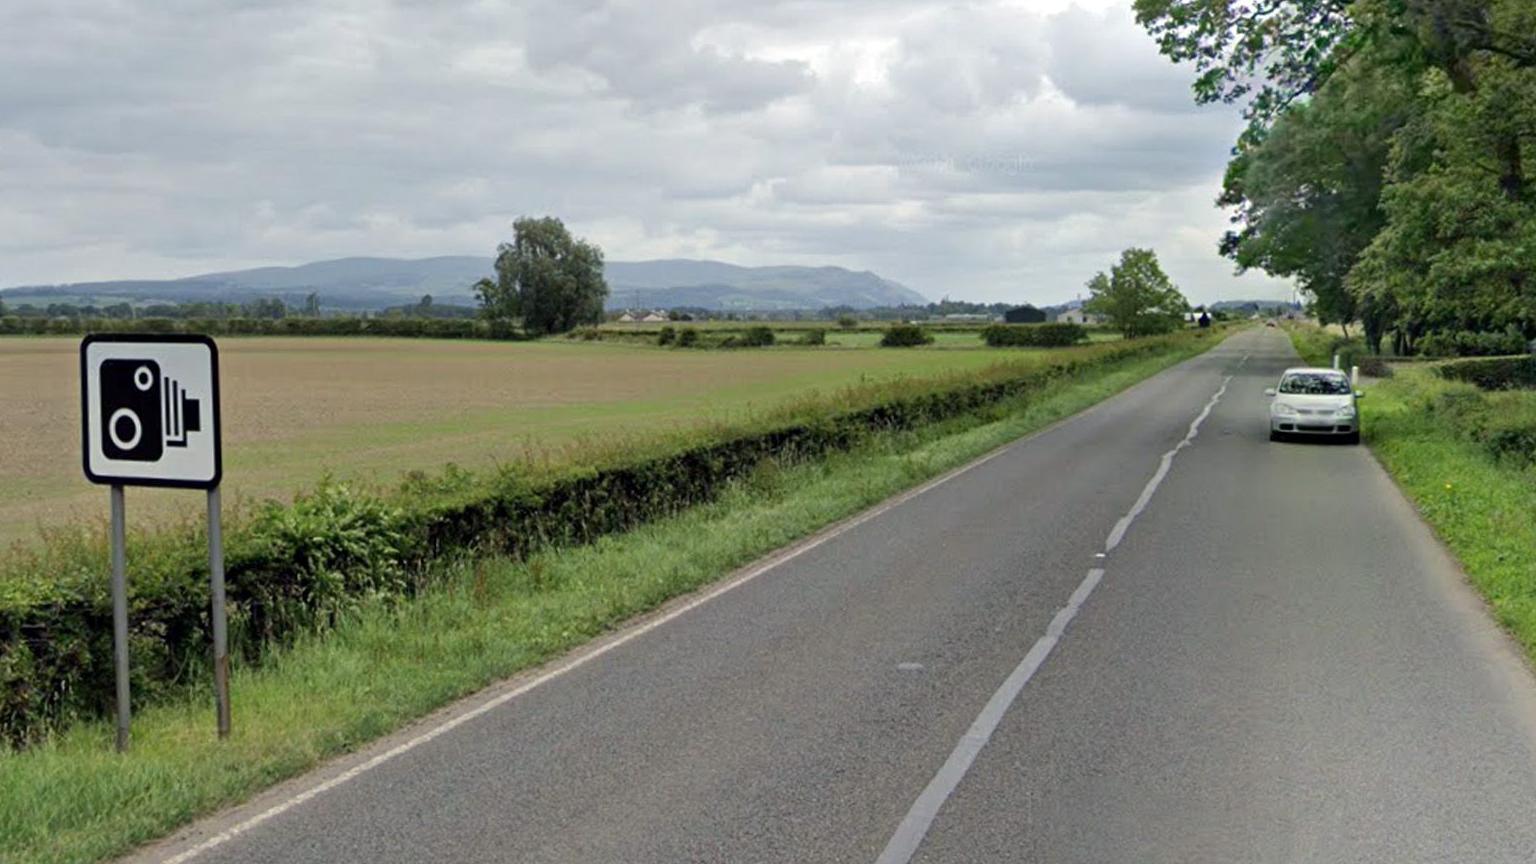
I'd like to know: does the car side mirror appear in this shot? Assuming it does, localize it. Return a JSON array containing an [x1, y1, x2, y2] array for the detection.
[[1264, 387, 1277, 397]]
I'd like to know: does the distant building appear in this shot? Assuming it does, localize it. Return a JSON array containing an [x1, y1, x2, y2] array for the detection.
[[641, 311, 668, 323], [1004, 305, 1046, 324], [616, 311, 638, 323], [942, 313, 994, 322], [1055, 307, 1104, 325]]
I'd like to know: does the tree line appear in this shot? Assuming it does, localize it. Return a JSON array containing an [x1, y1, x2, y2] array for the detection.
[[1137, 0, 1535, 355]]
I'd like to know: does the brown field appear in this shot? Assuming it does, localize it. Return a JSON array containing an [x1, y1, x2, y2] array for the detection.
[[1, 336, 1034, 545]]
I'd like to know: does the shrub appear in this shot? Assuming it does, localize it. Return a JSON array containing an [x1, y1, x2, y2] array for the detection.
[[1436, 356, 1536, 390], [799, 328, 826, 346], [880, 324, 933, 347], [738, 326, 776, 347], [657, 326, 676, 346], [980, 323, 1087, 348], [1419, 328, 1527, 358], [676, 328, 699, 348], [837, 315, 858, 330]]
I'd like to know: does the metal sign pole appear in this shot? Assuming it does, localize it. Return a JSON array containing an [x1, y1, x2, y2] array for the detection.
[[110, 484, 130, 753], [207, 485, 230, 738]]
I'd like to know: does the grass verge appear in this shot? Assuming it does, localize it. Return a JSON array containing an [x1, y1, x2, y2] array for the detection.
[[0, 333, 1222, 864], [1360, 370, 1536, 654]]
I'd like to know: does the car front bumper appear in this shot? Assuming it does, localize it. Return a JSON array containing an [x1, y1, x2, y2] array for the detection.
[[1271, 415, 1356, 435]]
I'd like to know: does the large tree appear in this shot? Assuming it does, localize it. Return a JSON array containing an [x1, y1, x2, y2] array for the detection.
[[1218, 46, 1422, 344], [1085, 248, 1191, 338], [1138, 0, 1536, 347], [477, 217, 608, 336]]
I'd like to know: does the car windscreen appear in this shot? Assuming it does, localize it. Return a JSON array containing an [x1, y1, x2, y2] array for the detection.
[[1278, 372, 1351, 395]]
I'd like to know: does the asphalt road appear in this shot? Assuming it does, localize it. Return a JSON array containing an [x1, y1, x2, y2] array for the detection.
[[141, 327, 1536, 864]]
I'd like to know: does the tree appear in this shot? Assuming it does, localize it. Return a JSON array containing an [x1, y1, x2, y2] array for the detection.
[[1218, 48, 1423, 344], [303, 293, 321, 317], [477, 217, 608, 335], [1139, 0, 1536, 350], [1084, 248, 1190, 338]]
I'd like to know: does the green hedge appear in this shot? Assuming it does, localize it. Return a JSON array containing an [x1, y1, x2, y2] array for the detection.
[[1435, 356, 1536, 390], [1418, 329, 1528, 358], [980, 323, 1087, 347], [881, 324, 933, 347], [0, 316, 525, 340], [0, 329, 1219, 746]]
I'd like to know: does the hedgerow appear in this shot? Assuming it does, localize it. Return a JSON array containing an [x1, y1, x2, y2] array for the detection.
[[980, 323, 1086, 347], [0, 316, 524, 340], [1435, 355, 1536, 390], [0, 329, 1221, 746]]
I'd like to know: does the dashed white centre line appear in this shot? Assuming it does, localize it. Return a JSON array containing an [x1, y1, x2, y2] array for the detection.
[[874, 374, 1233, 864]]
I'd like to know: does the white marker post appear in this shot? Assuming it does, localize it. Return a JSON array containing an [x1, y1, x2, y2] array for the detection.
[[81, 335, 224, 751]]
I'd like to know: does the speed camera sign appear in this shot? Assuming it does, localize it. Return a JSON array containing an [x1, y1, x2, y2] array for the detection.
[[81, 334, 222, 488]]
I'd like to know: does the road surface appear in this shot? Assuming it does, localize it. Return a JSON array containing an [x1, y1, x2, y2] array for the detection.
[[138, 327, 1536, 864]]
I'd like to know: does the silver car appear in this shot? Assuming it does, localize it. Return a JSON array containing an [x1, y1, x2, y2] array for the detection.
[[1266, 367, 1362, 444]]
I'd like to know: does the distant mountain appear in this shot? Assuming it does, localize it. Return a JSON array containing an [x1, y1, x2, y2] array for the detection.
[[2, 256, 926, 311], [605, 259, 924, 310]]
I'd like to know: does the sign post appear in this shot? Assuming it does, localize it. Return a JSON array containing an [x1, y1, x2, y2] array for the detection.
[[110, 484, 129, 752], [81, 334, 223, 751]]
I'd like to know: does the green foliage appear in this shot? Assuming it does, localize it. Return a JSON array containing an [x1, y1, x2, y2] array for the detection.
[[657, 326, 676, 346], [1083, 248, 1189, 338], [725, 326, 776, 348], [480, 216, 609, 336], [1143, 0, 1536, 354], [1436, 355, 1536, 390], [980, 323, 1087, 347], [1134, 0, 1356, 131], [799, 328, 827, 346], [1418, 328, 1528, 357], [0, 316, 524, 340], [837, 315, 859, 329], [880, 324, 934, 347], [676, 328, 700, 348]]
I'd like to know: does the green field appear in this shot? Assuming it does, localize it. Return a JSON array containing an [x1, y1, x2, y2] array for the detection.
[[1, 335, 1071, 545]]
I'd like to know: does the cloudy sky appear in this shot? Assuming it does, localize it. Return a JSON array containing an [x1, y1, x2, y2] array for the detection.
[[0, 0, 1292, 305]]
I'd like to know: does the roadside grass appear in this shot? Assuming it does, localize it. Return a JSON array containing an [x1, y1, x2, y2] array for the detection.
[[0, 333, 1222, 864], [1361, 369, 1536, 655]]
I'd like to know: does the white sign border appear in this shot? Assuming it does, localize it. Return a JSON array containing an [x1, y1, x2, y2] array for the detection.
[[80, 333, 223, 490]]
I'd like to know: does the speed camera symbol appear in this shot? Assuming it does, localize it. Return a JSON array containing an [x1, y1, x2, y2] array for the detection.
[[99, 359, 202, 462]]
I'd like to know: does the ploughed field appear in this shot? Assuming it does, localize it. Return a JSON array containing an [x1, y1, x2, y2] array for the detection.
[[2, 336, 1047, 545]]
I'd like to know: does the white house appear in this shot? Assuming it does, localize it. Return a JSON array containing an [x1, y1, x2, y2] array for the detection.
[[616, 311, 638, 323], [1055, 307, 1105, 325]]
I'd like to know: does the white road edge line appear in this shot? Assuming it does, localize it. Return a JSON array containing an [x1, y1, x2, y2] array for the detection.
[[158, 432, 1024, 863], [152, 343, 1243, 864], [873, 373, 1233, 864]]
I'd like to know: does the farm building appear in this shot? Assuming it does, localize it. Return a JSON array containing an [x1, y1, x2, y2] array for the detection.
[[641, 311, 668, 323], [1054, 307, 1105, 325], [1004, 305, 1046, 324], [616, 311, 638, 323]]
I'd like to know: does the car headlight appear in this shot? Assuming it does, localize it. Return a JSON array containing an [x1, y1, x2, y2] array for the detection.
[[1336, 404, 1356, 419], [1271, 402, 1299, 416]]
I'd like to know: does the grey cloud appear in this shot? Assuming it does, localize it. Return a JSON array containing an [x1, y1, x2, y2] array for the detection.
[[0, 0, 1291, 305], [523, 0, 814, 113]]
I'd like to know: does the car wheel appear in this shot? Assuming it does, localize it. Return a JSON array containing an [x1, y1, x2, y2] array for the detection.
[[1269, 430, 1283, 442]]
